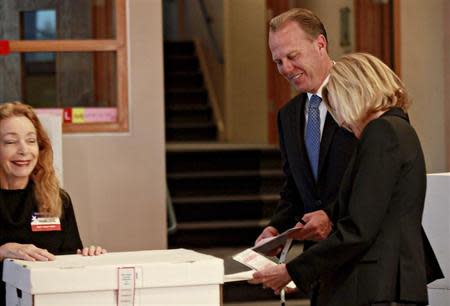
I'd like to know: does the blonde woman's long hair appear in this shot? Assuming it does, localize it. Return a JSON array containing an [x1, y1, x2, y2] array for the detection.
[[323, 52, 409, 128], [0, 102, 62, 217]]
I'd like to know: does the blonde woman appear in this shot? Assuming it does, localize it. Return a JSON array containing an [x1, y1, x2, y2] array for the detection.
[[0, 102, 105, 306], [253, 53, 443, 306]]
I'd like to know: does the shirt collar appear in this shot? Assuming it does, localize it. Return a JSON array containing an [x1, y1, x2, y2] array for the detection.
[[307, 75, 330, 101]]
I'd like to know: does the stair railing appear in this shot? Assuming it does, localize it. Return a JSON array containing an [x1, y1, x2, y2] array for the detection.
[[198, 0, 224, 64], [194, 39, 225, 141], [167, 186, 177, 235]]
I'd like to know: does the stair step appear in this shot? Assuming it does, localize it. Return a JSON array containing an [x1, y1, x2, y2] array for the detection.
[[166, 106, 213, 124], [177, 219, 269, 230], [173, 194, 279, 204], [171, 194, 278, 222], [164, 41, 195, 56], [165, 88, 209, 105], [165, 55, 199, 72], [168, 169, 283, 179], [165, 72, 204, 89], [166, 103, 211, 111], [166, 120, 218, 141], [166, 147, 281, 173], [168, 225, 265, 248], [167, 170, 282, 197]]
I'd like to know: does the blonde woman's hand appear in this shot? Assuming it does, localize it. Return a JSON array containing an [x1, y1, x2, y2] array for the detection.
[[0, 242, 55, 262], [251, 264, 292, 293], [77, 245, 107, 256]]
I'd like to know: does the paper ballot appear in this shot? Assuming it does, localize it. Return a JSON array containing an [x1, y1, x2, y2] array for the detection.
[[252, 227, 302, 255], [224, 226, 301, 285], [230, 249, 296, 288]]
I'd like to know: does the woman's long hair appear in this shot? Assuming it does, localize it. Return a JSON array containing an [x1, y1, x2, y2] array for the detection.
[[0, 102, 61, 217]]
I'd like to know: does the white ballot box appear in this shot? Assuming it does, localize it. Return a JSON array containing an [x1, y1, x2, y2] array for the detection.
[[2, 249, 224, 306], [423, 173, 450, 305]]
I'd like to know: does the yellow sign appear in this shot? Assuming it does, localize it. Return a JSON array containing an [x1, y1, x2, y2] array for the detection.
[[72, 108, 85, 124]]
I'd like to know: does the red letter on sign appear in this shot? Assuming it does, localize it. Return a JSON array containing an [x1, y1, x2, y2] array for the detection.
[[63, 108, 72, 123], [0, 40, 10, 55]]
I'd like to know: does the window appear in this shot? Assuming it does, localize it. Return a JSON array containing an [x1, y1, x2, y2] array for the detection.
[[0, 0, 128, 133]]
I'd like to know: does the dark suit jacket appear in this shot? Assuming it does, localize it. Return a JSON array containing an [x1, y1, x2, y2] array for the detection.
[[286, 108, 444, 306], [269, 93, 356, 232]]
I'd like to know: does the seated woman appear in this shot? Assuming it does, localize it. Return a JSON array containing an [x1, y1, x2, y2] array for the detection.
[[252, 53, 443, 306], [0, 102, 105, 305]]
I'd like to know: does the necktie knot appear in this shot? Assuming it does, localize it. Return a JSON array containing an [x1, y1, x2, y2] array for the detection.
[[309, 95, 321, 109]]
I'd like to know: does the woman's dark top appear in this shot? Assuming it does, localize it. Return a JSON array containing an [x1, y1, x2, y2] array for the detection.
[[0, 182, 83, 306]]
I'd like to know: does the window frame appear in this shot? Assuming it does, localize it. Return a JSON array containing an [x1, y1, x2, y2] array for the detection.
[[8, 0, 128, 133]]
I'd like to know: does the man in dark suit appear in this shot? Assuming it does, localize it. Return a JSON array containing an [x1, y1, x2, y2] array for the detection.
[[253, 52, 443, 306], [254, 8, 356, 305], [256, 9, 355, 250]]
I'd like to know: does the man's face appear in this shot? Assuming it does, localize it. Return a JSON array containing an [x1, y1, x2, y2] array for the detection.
[[269, 21, 328, 93]]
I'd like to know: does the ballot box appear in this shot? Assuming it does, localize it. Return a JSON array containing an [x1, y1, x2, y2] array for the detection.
[[2, 249, 224, 306], [423, 173, 450, 305]]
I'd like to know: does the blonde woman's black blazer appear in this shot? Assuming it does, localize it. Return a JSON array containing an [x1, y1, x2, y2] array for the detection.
[[286, 108, 443, 306]]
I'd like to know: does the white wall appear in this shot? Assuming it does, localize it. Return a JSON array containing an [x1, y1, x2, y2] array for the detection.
[[401, 0, 448, 172], [180, 0, 225, 120], [224, 0, 268, 143], [62, 0, 167, 251], [294, 0, 355, 60], [444, 0, 450, 170], [296, 0, 448, 172]]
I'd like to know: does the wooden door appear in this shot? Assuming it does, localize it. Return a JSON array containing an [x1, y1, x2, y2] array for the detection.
[[354, 0, 400, 75], [266, 0, 292, 144]]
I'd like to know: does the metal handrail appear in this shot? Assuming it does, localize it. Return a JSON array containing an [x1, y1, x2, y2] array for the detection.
[[198, 0, 224, 64], [167, 186, 177, 235]]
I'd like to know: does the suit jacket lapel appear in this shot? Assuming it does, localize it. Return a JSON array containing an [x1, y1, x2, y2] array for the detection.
[[318, 112, 338, 178]]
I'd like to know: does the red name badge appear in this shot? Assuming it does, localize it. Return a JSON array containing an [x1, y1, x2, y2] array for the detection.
[[31, 213, 61, 232], [0, 40, 10, 55]]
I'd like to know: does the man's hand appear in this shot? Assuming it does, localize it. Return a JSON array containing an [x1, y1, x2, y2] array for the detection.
[[251, 264, 292, 294], [255, 226, 279, 245], [255, 226, 282, 256], [289, 210, 332, 241]]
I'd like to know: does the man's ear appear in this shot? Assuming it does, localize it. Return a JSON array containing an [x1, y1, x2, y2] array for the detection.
[[316, 34, 327, 52]]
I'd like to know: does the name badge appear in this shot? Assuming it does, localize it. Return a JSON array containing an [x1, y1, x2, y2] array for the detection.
[[31, 213, 61, 232]]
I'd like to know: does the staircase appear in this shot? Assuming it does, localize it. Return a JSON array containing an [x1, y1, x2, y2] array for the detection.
[[164, 41, 306, 304], [167, 144, 282, 249], [164, 41, 218, 142]]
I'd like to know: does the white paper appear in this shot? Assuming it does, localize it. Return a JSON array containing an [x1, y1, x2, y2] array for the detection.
[[223, 270, 254, 282], [232, 249, 296, 288], [252, 227, 302, 255], [118, 267, 135, 306], [233, 249, 277, 271]]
